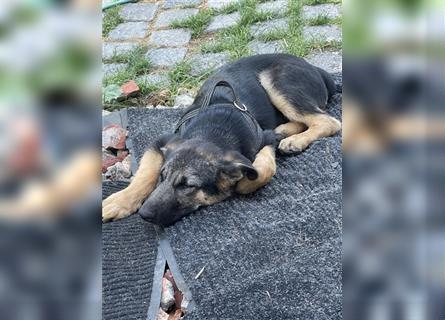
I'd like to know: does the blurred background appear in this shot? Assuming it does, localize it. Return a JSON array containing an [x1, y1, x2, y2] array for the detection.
[[0, 0, 101, 319], [343, 0, 445, 319]]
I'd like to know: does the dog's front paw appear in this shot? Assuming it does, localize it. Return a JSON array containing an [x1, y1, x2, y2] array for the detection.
[[278, 137, 306, 155], [102, 191, 140, 222]]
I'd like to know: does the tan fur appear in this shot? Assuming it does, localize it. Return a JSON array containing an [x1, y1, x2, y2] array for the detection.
[[260, 70, 341, 153], [102, 149, 163, 222], [279, 114, 341, 152], [0, 150, 100, 220], [236, 146, 276, 194], [274, 122, 307, 138], [196, 190, 227, 206]]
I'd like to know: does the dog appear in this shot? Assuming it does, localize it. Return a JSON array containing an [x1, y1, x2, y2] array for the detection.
[[102, 54, 341, 226]]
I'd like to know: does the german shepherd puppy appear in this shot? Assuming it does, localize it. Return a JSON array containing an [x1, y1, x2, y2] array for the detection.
[[103, 54, 341, 226]]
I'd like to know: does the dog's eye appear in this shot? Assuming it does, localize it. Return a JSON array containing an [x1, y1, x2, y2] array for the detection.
[[178, 178, 198, 189]]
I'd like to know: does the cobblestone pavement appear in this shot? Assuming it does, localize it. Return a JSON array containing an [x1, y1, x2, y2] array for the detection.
[[103, 0, 342, 97]]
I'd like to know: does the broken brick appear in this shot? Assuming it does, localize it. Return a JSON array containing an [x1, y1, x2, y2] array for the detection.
[[121, 80, 140, 97], [102, 124, 126, 150], [102, 149, 128, 173]]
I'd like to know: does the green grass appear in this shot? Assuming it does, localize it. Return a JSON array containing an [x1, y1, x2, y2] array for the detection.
[[306, 15, 331, 26], [304, 0, 341, 5], [306, 38, 342, 51], [199, 0, 284, 58], [306, 14, 342, 26], [102, 6, 123, 38], [201, 25, 252, 58], [103, 45, 151, 89], [216, 3, 240, 14], [170, 9, 214, 38], [168, 61, 210, 93], [256, 0, 310, 57]]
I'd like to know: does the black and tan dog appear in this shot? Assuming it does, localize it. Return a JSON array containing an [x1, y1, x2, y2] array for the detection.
[[102, 54, 341, 226]]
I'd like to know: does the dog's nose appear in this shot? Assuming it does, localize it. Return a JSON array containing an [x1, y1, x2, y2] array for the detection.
[[138, 207, 156, 222]]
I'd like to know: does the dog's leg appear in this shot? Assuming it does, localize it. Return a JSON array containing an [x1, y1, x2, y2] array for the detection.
[[259, 71, 341, 154], [279, 113, 341, 154], [102, 149, 163, 222], [274, 122, 307, 138], [236, 146, 276, 194]]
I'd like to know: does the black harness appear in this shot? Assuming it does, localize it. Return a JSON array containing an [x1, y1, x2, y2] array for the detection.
[[174, 80, 265, 152]]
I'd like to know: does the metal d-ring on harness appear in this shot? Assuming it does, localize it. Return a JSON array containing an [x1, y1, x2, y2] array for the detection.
[[174, 80, 265, 151]]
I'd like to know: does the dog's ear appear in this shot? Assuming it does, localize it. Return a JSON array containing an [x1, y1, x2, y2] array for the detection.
[[156, 134, 184, 158], [220, 151, 258, 182]]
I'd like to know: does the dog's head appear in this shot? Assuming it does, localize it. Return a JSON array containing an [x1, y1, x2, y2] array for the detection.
[[139, 137, 258, 227]]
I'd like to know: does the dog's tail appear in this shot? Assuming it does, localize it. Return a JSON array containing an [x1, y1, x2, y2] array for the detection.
[[317, 67, 341, 97]]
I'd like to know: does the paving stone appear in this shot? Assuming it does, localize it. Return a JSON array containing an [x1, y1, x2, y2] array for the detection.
[[103, 63, 127, 76], [257, 0, 288, 15], [306, 51, 342, 73], [250, 18, 288, 37], [303, 25, 342, 42], [248, 40, 284, 54], [119, 3, 158, 21], [155, 8, 199, 28], [189, 52, 230, 76], [207, 0, 239, 9], [103, 43, 137, 60], [146, 47, 188, 67], [163, 0, 201, 9], [206, 12, 240, 32], [302, 4, 341, 20], [149, 29, 192, 47], [137, 73, 171, 87], [108, 22, 150, 40]]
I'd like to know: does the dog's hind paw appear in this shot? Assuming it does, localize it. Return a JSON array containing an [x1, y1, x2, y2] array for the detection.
[[278, 137, 305, 155], [102, 191, 140, 222]]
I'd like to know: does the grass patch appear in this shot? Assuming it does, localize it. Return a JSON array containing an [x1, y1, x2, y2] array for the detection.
[[168, 61, 209, 92], [304, 0, 341, 5], [103, 45, 150, 88], [201, 25, 252, 58], [102, 6, 123, 38], [256, 0, 310, 57], [199, 0, 283, 58], [216, 3, 240, 14], [307, 38, 342, 51], [306, 15, 341, 26], [171, 9, 214, 38], [306, 15, 330, 26]]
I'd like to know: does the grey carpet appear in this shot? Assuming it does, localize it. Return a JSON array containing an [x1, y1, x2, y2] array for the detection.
[[102, 181, 158, 320], [123, 74, 342, 319]]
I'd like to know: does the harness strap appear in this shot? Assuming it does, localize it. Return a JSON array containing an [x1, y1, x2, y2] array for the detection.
[[174, 79, 265, 152]]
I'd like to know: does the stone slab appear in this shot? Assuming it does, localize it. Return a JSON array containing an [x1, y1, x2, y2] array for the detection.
[[257, 0, 288, 15], [250, 18, 288, 37], [103, 43, 137, 60], [306, 51, 342, 73], [108, 22, 150, 40], [149, 29, 192, 47], [119, 3, 158, 21], [302, 4, 341, 20], [163, 0, 201, 9], [146, 47, 188, 67], [207, 0, 240, 9], [154, 8, 199, 28], [248, 40, 284, 55], [189, 52, 230, 76], [103, 63, 127, 76], [205, 12, 240, 32], [137, 73, 171, 87], [303, 25, 342, 42]]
